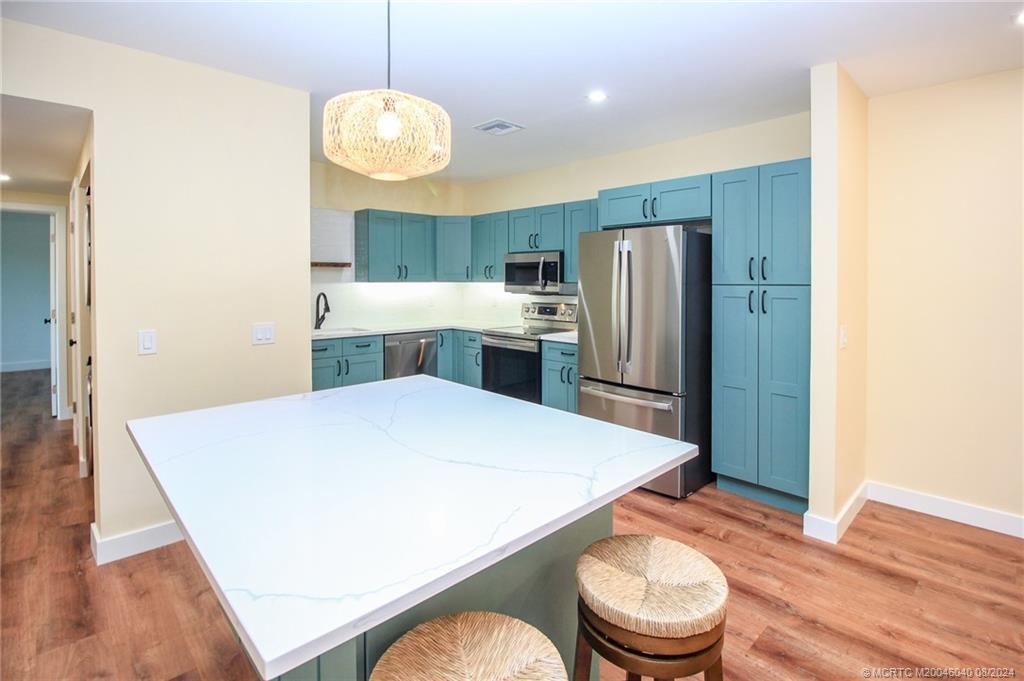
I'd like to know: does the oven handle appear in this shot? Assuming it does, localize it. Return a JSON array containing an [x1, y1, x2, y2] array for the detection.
[[482, 334, 540, 353]]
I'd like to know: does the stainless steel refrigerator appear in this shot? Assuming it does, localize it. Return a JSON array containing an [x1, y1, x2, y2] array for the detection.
[[577, 225, 712, 498]]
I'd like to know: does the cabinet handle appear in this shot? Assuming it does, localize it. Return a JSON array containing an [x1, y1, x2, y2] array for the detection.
[[475, 351, 481, 367], [439, 333, 444, 348], [487, 265, 492, 279], [404, 265, 409, 279], [354, 343, 371, 348], [534, 233, 540, 249], [560, 365, 566, 383], [336, 359, 342, 377], [761, 290, 767, 314], [568, 368, 574, 385], [651, 196, 658, 218], [748, 290, 754, 314], [748, 257, 755, 281], [344, 358, 350, 375], [397, 264, 402, 280], [560, 351, 575, 357], [642, 198, 648, 219], [466, 265, 470, 279], [312, 347, 329, 353], [760, 256, 767, 281]]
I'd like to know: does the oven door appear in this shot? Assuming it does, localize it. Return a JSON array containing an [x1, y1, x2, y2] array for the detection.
[[482, 335, 541, 403], [504, 251, 563, 294]]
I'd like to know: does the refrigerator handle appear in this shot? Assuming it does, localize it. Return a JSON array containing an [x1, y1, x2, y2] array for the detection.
[[621, 240, 634, 373], [613, 239, 622, 373], [580, 385, 674, 412]]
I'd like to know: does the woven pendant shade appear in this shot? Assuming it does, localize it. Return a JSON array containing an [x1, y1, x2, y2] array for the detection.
[[323, 89, 451, 181]]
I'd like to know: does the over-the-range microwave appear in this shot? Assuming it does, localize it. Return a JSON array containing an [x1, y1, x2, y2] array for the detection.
[[503, 251, 577, 296]]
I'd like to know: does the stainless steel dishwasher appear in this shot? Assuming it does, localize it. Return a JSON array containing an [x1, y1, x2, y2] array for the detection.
[[384, 331, 438, 378]]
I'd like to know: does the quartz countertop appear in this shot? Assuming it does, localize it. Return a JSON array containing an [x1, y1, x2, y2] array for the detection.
[[540, 331, 578, 344], [127, 376, 697, 679], [312, 320, 506, 340]]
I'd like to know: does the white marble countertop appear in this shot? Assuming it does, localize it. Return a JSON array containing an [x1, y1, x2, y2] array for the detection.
[[127, 376, 697, 679], [540, 331, 578, 344], [312, 320, 505, 340]]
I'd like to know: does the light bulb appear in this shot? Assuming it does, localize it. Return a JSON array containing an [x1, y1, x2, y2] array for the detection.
[[376, 111, 402, 140]]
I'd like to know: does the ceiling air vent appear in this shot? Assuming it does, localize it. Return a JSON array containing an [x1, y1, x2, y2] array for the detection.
[[473, 119, 525, 136]]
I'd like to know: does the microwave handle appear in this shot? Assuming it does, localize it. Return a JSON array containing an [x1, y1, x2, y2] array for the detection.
[[538, 255, 546, 289]]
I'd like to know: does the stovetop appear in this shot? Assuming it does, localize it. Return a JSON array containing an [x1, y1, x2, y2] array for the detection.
[[483, 324, 565, 340], [484, 301, 578, 340]]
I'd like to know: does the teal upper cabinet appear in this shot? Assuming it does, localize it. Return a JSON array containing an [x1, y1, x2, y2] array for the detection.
[[354, 210, 435, 282], [355, 209, 402, 282], [563, 199, 597, 283], [650, 175, 711, 222], [437, 329, 456, 380], [758, 159, 810, 285], [598, 183, 650, 228], [712, 167, 759, 285], [436, 216, 472, 281], [757, 286, 810, 497], [400, 213, 436, 281], [535, 204, 565, 250], [508, 208, 535, 252], [598, 175, 710, 228], [471, 212, 509, 280], [710, 286, 759, 483]]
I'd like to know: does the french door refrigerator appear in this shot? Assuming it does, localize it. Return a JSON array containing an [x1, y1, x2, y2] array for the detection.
[[577, 225, 712, 498]]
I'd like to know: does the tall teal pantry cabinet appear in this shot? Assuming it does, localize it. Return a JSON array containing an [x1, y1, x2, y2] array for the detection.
[[711, 158, 811, 512]]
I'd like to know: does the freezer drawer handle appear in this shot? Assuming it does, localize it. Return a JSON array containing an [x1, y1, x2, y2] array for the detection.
[[580, 386, 673, 412]]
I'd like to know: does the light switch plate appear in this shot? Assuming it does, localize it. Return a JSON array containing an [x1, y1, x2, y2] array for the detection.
[[138, 329, 157, 355], [252, 322, 275, 345]]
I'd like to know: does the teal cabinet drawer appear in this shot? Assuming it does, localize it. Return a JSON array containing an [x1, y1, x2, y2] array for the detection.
[[342, 335, 383, 356], [340, 353, 384, 386], [461, 332, 482, 349], [542, 341, 578, 363], [311, 339, 343, 358]]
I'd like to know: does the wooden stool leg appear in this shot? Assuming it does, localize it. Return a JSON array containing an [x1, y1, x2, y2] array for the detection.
[[705, 655, 724, 681], [573, 628, 593, 681]]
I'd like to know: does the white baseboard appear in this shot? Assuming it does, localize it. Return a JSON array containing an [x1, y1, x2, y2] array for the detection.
[[804, 480, 1024, 543], [1, 360, 51, 372], [864, 481, 1024, 539], [90, 519, 183, 566], [803, 481, 868, 544]]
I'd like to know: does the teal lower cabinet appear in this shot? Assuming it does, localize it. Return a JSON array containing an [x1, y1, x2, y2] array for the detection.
[[541, 342, 578, 413], [311, 336, 384, 391], [711, 285, 809, 510], [436, 329, 456, 381], [460, 345, 482, 389]]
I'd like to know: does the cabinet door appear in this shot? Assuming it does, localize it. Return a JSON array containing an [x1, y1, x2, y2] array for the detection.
[[563, 199, 596, 283], [400, 213, 436, 281], [535, 203, 565, 251], [508, 208, 536, 252], [541, 359, 570, 412], [757, 286, 810, 497], [597, 183, 650, 228], [312, 357, 341, 392], [759, 159, 810, 285], [366, 210, 402, 281], [341, 353, 384, 387], [712, 167, 759, 285], [491, 212, 509, 275], [436, 216, 471, 281], [566, 364, 577, 413], [711, 286, 759, 483], [651, 174, 711, 222], [461, 346, 482, 389], [437, 330, 455, 381], [470, 216, 493, 281]]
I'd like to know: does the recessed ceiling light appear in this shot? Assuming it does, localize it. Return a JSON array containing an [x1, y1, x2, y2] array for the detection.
[[587, 90, 608, 104], [0, 174, 10, 182]]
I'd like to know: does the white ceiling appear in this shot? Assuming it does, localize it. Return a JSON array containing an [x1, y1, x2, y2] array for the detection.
[[3, 2, 1021, 181], [0, 94, 92, 195]]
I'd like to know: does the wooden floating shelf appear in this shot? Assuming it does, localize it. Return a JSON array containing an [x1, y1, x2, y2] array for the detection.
[[311, 262, 352, 268]]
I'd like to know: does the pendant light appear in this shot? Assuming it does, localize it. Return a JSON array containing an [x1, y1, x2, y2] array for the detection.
[[323, 0, 451, 181]]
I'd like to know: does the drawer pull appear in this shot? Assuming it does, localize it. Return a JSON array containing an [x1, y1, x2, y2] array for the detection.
[[312, 347, 329, 353], [560, 351, 576, 357], [354, 343, 372, 348]]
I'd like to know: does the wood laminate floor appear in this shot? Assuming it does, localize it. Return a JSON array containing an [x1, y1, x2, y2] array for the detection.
[[2, 369, 1021, 680]]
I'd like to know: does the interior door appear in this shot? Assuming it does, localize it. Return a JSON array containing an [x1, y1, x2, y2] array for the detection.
[[621, 225, 684, 395], [577, 229, 622, 384]]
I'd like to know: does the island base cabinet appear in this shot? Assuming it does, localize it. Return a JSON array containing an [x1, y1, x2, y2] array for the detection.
[[271, 506, 610, 681]]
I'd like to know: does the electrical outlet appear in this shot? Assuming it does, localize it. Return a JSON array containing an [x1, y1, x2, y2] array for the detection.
[[252, 322, 276, 345], [138, 329, 157, 355]]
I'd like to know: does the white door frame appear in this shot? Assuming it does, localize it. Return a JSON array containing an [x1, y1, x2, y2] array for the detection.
[[1, 201, 70, 419]]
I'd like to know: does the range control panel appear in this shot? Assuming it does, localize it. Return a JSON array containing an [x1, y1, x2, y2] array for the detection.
[[523, 302, 577, 323]]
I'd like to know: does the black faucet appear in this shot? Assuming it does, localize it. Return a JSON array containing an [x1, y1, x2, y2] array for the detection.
[[314, 292, 331, 330]]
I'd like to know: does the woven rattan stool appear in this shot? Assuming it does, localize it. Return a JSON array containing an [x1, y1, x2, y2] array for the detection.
[[370, 611, 568, 681], [572, 535, 728, 681]]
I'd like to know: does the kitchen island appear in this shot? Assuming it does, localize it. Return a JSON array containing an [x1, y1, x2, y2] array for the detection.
[[127, 375, 697, 680]]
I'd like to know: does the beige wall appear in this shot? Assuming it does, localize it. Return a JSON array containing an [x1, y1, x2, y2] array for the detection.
[[462, 113, 810, 214], [0, 189, 68, 206], [866, 69, 1023, 516], [311, 160, 464, 214], [1, 20, 311, 538]]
